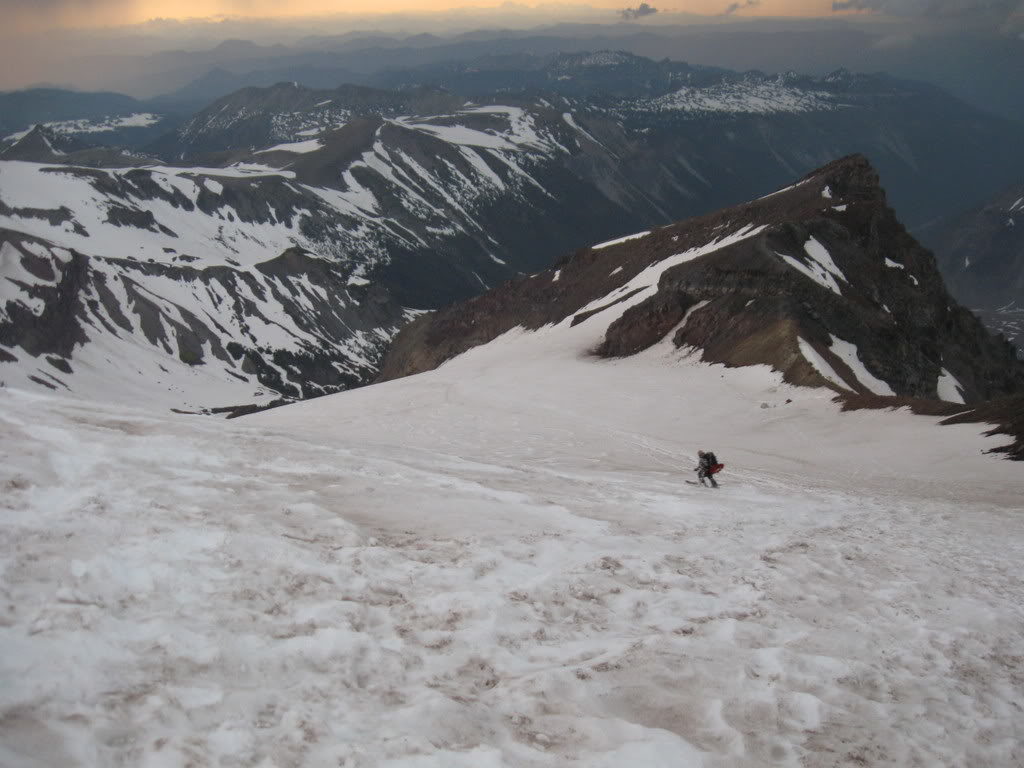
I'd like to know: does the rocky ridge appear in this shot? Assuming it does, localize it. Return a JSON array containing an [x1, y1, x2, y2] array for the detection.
[[379, 155, 1024, 412]]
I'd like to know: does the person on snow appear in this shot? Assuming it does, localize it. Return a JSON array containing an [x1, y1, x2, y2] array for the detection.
[[696, 450, 720, 488]]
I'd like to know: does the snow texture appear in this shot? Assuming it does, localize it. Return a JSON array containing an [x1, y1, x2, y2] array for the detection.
[[2, 295, 1021, 767]]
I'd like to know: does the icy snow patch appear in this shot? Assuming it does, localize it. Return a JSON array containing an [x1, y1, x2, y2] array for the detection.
[[756, 177, 812, 201], [937, 367, 966, 404], [777, 237, 846, 296], [562, 112, 609, 152], [256, 139, 324, 154], [885, 257, 918, 285], [798, 337, 847, 389], [680, 299, 710, 329], [822, 186, 833, 199], [829, 335, 895, 396], [592, 230, 650, 250]]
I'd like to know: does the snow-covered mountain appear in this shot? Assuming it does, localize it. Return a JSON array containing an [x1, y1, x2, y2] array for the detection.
[[381, 155, 1024, 410], [0, 106, 640, 410], [0, 125, 156, 168], [0, 88, 174, 152]]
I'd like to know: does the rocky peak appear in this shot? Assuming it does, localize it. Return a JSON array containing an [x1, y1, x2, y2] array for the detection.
[[0, 125, 87, 162]]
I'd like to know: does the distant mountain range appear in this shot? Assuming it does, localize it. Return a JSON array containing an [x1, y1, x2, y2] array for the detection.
[[10, 22, 1024, 122]]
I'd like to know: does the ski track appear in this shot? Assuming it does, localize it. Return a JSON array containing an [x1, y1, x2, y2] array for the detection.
[[1, 383, 1022, 767]]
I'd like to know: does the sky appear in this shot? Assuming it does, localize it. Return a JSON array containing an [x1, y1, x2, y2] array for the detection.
[[0, 0, 1020, 37], [2, 0, 1016, 33], [0, 0, 1020, 95], [5, 1, 847, 32]]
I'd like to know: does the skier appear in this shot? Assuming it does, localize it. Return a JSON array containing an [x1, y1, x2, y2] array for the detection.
[[695, 449, 721, 488]]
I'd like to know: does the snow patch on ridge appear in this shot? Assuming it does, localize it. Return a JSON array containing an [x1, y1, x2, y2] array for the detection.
[[829, 335, 895, 396], [256, 139, 324, 154], [592, 230, 650, 250], [777, 237, 847, 295], [938, 367, 966, 404], [798, 337, 847, 389], [574, 224, 767, 332]]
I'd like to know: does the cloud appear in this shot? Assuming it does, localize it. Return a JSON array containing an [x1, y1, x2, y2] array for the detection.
[[722, 0, 760, 14], [620, 3, 658, 20]]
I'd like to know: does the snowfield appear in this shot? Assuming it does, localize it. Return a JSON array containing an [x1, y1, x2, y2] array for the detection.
[[2, 291, 1023, 767]]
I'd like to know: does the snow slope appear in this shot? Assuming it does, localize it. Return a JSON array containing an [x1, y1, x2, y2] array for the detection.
[[2, 273, 1022, 766]]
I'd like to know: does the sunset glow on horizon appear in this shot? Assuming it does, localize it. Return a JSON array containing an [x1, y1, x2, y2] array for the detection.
[[11, 0, 849, 33]]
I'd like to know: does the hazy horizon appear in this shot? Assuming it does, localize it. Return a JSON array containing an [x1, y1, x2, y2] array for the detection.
[[0, 0, 1021, 122]]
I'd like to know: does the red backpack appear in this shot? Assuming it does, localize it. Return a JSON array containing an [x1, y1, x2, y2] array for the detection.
[[706, 453, 723, 474]]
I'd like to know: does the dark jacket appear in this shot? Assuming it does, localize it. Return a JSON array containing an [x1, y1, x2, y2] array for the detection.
[[698, 453, 718, 472]]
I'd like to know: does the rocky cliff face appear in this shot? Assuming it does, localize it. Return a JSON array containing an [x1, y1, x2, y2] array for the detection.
[[379, 156, 1024, 406]]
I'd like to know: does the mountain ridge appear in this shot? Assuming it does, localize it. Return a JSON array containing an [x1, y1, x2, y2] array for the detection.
[[378, 155, 1024, 409]]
